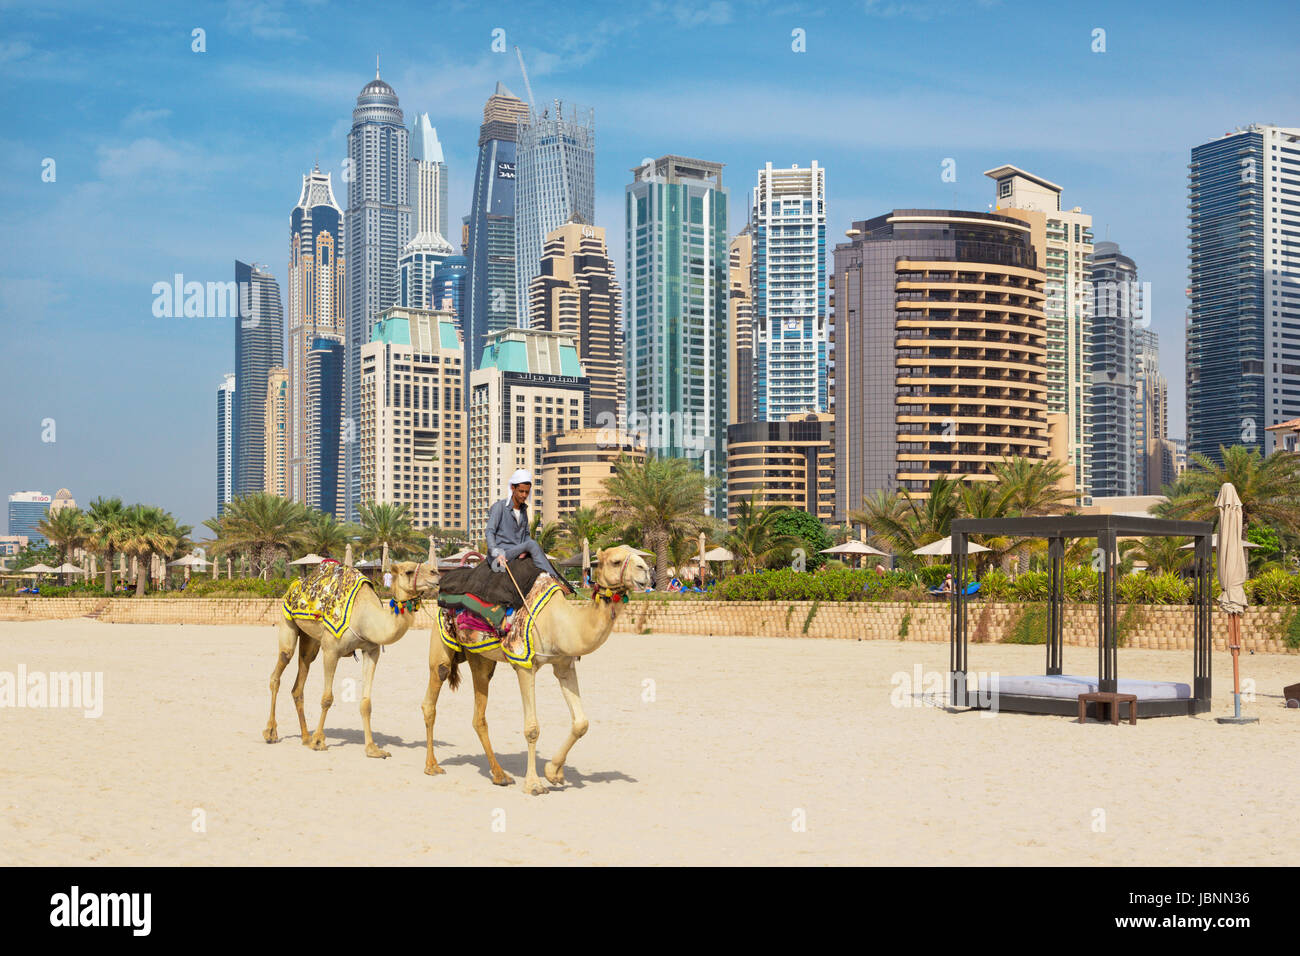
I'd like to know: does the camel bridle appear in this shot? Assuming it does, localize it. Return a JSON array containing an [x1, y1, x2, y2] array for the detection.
[[592, 549, 638, 603]]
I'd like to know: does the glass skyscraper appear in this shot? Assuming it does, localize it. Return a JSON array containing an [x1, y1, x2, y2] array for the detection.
[[463, 83, 529, 402], [751, 161, 827, 421], [345, 70, 411, 519], [306, 337, 344, 518], [625, 156, 730, 516], [233, 260, 283, 498], [287, 166, 344, 514], [216, 373, 235, 515], [1188, 124, 1300, 459], [514, 99, 595, 326], [1088, 241, 1138, 497], [432, 255, 468, 331]]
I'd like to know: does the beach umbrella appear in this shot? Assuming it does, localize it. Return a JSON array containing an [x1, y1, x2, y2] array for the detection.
[[1215, 483, 1256, 725], [381, 542, 390, 574], [702, 546, 735, 561], [911, 536, 991, 557], [427, 535, 436, 566], [820, 541, 890, 557], [699, 531, 707, 584], [52, 563, 84, 574], [25, 563, 58, 575], [212, 553, 220, 578], [344, 543, 354, 568], [1178, 534, 1261, 550], [290, 553, 326, 565], [582, 537, 590, 582]]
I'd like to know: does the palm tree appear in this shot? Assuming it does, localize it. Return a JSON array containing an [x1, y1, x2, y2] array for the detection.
[[355, 500, 421, 564], [87, 496, 130, 593], [211, 493, 310, 578], [1159, 445, 1300, 538], [988, 456, 1075, 517], [119, 504, 183, 596], [850, 476, 962, 560], [303, 509, 353, 559], [36, 506, 90, 569], [559, 506, 615, 554], [599, 456, 715, 588], [956, 480, 1016, 573], [1121, 536, 1192, 575], [726, 493, 799, 572], [528, 513, 563, 555]]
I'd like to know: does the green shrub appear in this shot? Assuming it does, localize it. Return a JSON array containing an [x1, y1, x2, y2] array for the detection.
[[898, 608, 912, 640], [1245, 568, 1300, 605], [1063, 566, 1098, 602], [978, 568, 1013, 601], [1285, 609, 1300, 651], [915, 564, 952, 588], [1005, 603, 1048, 644], [802, 601, 820, 634], [1011, 571, 1050, 601]]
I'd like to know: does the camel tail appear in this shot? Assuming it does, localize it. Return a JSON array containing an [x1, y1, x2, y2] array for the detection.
[[446, 649, 467, 692]]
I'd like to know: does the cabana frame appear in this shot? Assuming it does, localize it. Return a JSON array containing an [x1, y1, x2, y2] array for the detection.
[[948, 514, 1214, 718]]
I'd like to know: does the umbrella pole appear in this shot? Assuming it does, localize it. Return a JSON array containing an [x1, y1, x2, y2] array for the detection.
[[1231, 614, 1242, 720]]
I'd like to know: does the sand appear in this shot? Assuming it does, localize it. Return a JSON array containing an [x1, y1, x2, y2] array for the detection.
[[0, 618, 1295, 866]]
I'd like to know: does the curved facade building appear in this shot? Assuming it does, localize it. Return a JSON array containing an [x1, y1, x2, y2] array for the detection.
[[833, 210, 1050, 516], [726, 412, 834, 521]]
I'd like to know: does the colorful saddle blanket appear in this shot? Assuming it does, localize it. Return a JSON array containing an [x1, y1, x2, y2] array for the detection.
[[438, 574, 565, 670], [437, 591, 507, 629], [281, 561, 371, 640]]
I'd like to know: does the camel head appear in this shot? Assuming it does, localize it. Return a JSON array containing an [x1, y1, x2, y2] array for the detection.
[[593, 545, 653, 593], [390, 560, 439, 602]]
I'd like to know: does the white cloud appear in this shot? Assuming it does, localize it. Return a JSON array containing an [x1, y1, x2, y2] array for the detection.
[[96, 138, 194, 179], [122, 107, 172, 128]]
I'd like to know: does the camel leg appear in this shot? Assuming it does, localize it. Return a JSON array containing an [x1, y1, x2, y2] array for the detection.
[[515, 665, 547, 795], [290, 635, 320, 744], [359, 645, 389, 758], [469, 655, 512, 786], [544, 658, 588, 786], [422, 635, 451, 775], [308, 645, 340, 751], [264, 619, 298, 743]]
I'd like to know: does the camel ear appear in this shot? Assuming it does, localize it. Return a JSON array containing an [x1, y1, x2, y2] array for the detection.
[[595, 548, 606, 561]]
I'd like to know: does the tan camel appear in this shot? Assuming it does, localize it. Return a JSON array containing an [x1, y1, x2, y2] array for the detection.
[[264, 560, 438, 757], [422, 545, 653, 794]]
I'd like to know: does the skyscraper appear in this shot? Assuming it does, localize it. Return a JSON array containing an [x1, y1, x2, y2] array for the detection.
[[832, 210, 1051, 517], [986, 165, 1094, 503], [399, 112, 454, 312], [305, 337, 345, 517], [728, 227, 754, 425], [431, 255, 468, 331], [1187, 124, 1300, 459], [264, 367, 289, 497], [410, 112, 448, 240], [751, 162, 828, 420], [287, 166, 345, 512], [360, 307, 465, 533], [625, 156, 730, 516], [345, 69, 411, 519], [233, 260, 284, 498], [468, 328, 588, 538], [7, 492, 51, 546], [527, 219, 624, 426], [514, 99, 595, 325], [216, 372, 235, 515], [463, 84, 529, 402], [1088, 241, 1139, 498], [1135, 327, 1170, 495]]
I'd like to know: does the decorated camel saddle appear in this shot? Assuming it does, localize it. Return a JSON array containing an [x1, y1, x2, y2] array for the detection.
[[438, 573, 566, 669], [282, 560, 372, 639]]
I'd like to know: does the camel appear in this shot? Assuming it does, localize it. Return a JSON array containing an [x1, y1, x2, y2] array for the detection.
[[422, 544, 653, 794], [264, 560, 439, 757]]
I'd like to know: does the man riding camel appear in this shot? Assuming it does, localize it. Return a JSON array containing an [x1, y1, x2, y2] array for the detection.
[[485, 469, 575, 595]]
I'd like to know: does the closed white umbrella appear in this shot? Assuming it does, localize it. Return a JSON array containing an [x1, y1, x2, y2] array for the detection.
[[344, 542, 354, 568], [911, 536, 991, 557], [1215, 483, 1255, 725]]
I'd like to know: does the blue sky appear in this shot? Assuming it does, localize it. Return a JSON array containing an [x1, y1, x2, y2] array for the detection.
[[2, 0, 1298, 533]]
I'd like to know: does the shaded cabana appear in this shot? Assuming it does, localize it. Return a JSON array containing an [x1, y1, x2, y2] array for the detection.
[[948, 514, 1214, 719]]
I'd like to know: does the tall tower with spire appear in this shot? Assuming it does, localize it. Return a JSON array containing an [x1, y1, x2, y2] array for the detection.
[[288, 166, 345, 516], [399, 112, 454, 310], [345, 67, 410, 519], [462, 83, 529, 405]]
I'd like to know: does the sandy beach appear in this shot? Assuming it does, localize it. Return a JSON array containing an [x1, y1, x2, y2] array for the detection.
[[0, 618, 1295, 866]]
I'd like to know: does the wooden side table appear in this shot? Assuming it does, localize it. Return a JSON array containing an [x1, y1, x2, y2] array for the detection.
[[1077, 692, 1138, 725]]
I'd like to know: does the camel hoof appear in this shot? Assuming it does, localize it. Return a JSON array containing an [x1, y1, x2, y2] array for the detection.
[[424, 764, 446, 776], [309, 734, 329, 751], [365, 745, 391, 759], [263, 727, 279, 744], [492, 771, 515, 786], [544, 762, 565, 785], [522, 778, 550, 796]]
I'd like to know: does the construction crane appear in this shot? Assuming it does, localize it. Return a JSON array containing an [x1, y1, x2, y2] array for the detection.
[[514, 46, 535, 109]]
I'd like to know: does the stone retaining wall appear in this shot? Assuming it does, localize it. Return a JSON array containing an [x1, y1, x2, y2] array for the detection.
[[0, 597, 1294, 654]]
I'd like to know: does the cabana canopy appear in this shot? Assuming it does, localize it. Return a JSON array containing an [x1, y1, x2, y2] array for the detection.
[[948, 514, 1214, 719]]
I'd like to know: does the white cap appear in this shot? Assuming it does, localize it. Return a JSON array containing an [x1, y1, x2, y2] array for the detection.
[[509, 469, 533, 487]]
